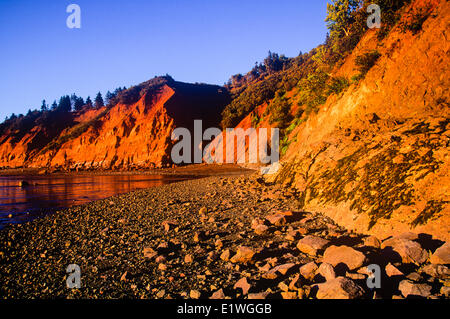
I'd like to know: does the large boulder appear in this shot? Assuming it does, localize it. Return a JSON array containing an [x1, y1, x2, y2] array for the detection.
[[299, 262, 318, 280], [265, 213, 287, 226], [398, 280, 432, 298], [234, 277, 251, 295], [230, 246, 256, 264], [262, 263, 296, 280], [381, 237, 428, 264], [314, 277, 364, 299], [322, 245, 366, 271], [297, 236, 329, 256], [396, 232, 419, 241], [265, 211, 300, 226], [421, 264, 450, 280], [385, 263, 404, 277], [430, 242, 450, 265], [363, 236, 381, 249], [318, 263, 336, 281], [254, 224, 269, 235]]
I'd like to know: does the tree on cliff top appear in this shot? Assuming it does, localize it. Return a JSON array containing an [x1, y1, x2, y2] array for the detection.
[[57, 95, 72, 113], [86, 96, 93, 108], [95, 92, 104, 108], [71, 94, 85, 111], [105, 91, 114, 105], [41, 100, 47, 111]]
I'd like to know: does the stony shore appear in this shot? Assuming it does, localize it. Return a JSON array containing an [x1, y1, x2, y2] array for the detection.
[[0, 172, 449, 299], [0, 163, 254, 177]]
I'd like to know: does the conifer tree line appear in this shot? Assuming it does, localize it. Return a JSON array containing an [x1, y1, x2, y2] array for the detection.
[[5, 87, 127, 122]]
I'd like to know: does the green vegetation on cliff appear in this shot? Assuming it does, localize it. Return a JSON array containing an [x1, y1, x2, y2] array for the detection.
[[221, 0, 414, 133]]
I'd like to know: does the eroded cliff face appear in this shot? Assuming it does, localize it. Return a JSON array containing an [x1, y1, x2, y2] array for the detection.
[[38, 86, 175, 169], [273, 0, 449, 240], [0, 80, 229, 170]]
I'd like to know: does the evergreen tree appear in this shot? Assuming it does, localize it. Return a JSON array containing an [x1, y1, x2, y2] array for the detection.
[[105, 91, 114, 105], [70, 94, 77, 104], [94, 92, 104, 108], [74, 96, 85, 111], [51, 100, 58, 110], [41, 100, 48, 111], [57, 95, 72, 112], [264, 51, 285, 74], [86, 96, 93, 108]]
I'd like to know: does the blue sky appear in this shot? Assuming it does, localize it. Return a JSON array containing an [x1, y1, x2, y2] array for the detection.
[[0, 0, 328, 121]]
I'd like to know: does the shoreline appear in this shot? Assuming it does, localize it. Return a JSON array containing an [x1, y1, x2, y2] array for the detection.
[[0, 164, 254, 230], [0, 172, 448, 299], [0, 164, 256, 177]]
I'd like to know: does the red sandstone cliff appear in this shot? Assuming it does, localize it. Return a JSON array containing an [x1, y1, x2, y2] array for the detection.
[[270, 0, 449, 240], [0, 77, 229, 170]]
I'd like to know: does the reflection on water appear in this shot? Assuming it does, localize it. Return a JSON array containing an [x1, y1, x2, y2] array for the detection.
[[0, 174, 193, 229]]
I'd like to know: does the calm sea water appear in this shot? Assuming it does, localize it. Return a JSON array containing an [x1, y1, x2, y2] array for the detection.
[[0, 174, 193, 229]]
